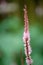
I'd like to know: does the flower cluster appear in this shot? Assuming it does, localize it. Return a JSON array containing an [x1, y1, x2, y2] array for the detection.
[[23, 5, 33, 65]]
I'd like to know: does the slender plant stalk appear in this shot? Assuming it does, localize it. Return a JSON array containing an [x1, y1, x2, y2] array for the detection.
[[20, 50, 24, 65]]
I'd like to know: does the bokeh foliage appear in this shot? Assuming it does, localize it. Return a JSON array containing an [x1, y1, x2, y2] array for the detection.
[[0, 0, 43, 65]]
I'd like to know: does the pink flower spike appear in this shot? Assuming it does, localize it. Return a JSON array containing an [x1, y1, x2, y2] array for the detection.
[[23, 5, 33, 65]]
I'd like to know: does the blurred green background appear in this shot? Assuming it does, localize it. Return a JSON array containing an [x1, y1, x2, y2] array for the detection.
[[0, 0, 43, 65]]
